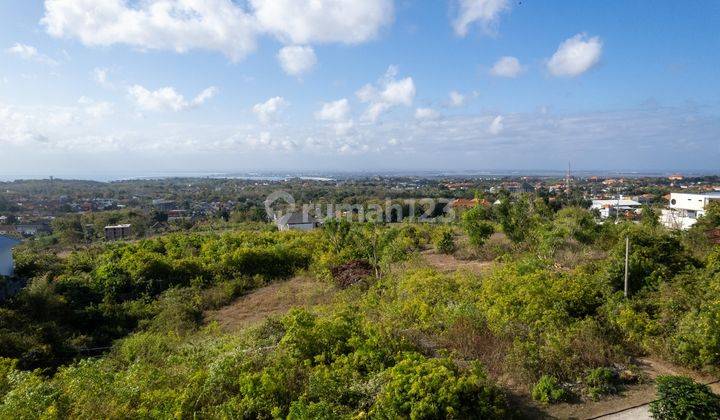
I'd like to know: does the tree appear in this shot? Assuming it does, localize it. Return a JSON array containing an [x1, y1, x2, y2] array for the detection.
[[52, 215, 85, 245], [462, 207, 494, 248], [495, 195, 533, 243], [434, 228, 456, 254], [693, 201, 720, 231], [640, 205, 660, 228]]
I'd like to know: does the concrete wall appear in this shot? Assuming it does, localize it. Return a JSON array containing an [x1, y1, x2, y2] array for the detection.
[[669, 193, 719, 212], [279, 223, 317, 231]]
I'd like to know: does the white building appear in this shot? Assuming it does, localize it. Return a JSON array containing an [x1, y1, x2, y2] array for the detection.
[[0, 235, 21, 277], [660, 192, 720, 230], [591, 197, 642, 219], [276, 212, 319, 231]]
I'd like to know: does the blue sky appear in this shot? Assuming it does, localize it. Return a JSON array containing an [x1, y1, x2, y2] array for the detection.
[[1, 0, 719, 178]]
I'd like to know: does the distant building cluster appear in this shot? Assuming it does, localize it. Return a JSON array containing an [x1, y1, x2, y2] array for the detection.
[[591, 197, 642, 220]]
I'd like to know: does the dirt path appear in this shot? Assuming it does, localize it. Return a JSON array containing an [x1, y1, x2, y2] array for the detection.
[[205, 276, 336, 332], [420, 249, 494, 275]]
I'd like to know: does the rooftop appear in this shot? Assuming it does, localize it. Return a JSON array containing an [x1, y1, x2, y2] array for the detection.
[[105, 224, 131, 229], [284, 212, 318, 225]]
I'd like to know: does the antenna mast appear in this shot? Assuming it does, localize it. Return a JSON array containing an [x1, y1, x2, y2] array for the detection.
[[565, 161, 571, 193]]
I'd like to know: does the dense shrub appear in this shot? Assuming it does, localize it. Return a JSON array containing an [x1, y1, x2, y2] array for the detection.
[[434, 228, 456, 254], [605, 225, 696, 294], [0, 229, 318, 370], [371, 356, 506, 419], [461, 207, 494, 248], [649, 375, 720, 419], [531, 375, 567, 404]]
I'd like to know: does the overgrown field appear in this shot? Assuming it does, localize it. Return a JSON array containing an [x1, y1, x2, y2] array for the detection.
[[1, 199, 720, 418]]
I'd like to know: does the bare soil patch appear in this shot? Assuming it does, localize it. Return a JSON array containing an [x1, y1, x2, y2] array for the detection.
[[205, 276, 336, 332], [420, 249, 494, 275]]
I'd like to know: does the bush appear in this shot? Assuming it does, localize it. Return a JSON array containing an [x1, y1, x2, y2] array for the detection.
[[649, 375, 720, 419], [434, 229, 456, 254], [584, 367, 619, 400], [531, 375, 567, 404], [462, 207, 495, 248], [371, 355, 506, 419]]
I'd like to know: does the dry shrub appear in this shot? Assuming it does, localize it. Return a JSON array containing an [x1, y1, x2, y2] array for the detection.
[[439, 317, 509, 378], [540, 321, 624, 383], [553, 240, 608, 269], [476, 234, 514, 261], [330, 259, 374, 288], [454, 233, 514, 261]]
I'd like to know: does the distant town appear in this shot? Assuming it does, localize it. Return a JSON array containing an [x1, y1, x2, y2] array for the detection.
[[1, 173, 718, 248]]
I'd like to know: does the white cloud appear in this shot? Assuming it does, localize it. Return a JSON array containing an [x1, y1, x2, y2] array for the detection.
[[356, 84, 377, 103], [415, 108, 439, 120], [381, 78, 415, 106], [449, 91, 465, 107], [452, 0, 510, 37], [3, 99, 718, 173], [316, 99, 350, 122], [78, 96, 113, 118], [489, 56, 523, 78], [192, 87, 218, 106], [41, 0, 393, 62], [251, 0, 394, 45], [128, 85, 217, 112], [488, 115, 504, 134], [253, 96, 289, 123], [316, 98, 353, 135], [93, 67, 112, 88], [243, 131, 298, 151], [547, 33, 602, 77], [277, 45, 317, 76], [5, 43, 58, 66], [84, 102, 114, 119], [42, 0, 259, 61], [357, 66, 415, 122]]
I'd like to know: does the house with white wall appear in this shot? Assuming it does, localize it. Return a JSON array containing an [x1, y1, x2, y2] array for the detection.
[[275, 212, 319, 231], [0, 235, 21, 277], [591, 196, 642, 219], [660, 192, 720, 230]]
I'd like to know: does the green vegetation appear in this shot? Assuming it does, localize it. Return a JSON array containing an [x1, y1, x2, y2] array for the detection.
[[2, 190, 720, 417], [649, 375, 720, 419], [584, 367, 620, 400], [2, 229, 317, 370], [433, 228, 456, 254], [531, 375, 567, 404], [461, 206, 495, 249]]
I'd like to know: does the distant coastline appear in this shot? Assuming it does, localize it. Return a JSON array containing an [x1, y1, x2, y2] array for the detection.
[[1, 169, 719, 183]]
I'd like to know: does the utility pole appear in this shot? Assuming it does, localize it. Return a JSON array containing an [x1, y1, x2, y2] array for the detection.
[[624, 236, 630, 298]]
